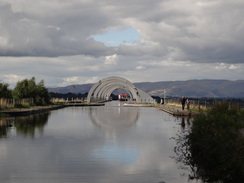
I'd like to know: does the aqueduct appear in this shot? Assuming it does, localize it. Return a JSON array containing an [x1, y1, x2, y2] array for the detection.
[[87, 76, 155, 103]]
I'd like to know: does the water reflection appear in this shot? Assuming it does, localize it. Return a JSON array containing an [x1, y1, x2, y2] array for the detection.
[[88, 102, 140, 165], [180, 117, 191, 129], [14, 112, 49, 137], [0, 117, 13, 138], [89, 102, 139, 130], [0, 112, 49, 138]]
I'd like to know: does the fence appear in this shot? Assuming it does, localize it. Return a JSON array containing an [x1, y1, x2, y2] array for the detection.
[[0, 98, 34, 109], [166, 98, 244, 111], [51, 97, 86, 104]]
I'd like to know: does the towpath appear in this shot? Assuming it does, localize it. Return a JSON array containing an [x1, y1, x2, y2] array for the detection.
[[156, 104, 200, 117]]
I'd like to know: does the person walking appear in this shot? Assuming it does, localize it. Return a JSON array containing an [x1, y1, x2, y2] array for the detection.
[[181, 96, 186, 110], [186, 99, 190, 110]]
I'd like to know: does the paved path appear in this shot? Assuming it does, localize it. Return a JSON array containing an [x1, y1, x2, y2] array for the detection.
[[156, 105, 199, 117]]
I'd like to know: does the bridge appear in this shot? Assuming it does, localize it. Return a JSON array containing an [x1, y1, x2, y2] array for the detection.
[[87, 76, 155, 103]]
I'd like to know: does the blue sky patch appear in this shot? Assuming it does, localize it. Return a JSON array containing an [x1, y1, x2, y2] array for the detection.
[[91, 27, 141, 46]]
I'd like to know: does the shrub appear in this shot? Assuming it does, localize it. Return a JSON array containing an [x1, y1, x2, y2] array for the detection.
[[184, 102, 244, 182]]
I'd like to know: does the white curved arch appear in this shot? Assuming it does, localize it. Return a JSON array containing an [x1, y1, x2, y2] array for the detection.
[[87, 76, 155, 103], [101, 85, 135, 100], [97, 83, 138, 101]]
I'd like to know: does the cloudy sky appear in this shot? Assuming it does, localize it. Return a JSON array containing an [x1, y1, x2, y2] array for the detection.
[[0, 0, 243, 88]]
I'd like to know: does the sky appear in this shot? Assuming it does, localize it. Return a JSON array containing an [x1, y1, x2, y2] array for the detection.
[[0, 0, 244, 88]]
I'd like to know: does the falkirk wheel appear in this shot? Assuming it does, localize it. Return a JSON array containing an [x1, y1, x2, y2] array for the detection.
[[87, 76, 155, 103]]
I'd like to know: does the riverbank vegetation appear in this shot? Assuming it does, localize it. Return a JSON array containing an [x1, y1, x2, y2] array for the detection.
[[175, 102, 244, 183], [0, 77, 50, 109]]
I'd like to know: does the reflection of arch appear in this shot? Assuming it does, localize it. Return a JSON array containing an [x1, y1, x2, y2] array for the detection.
[[89, 102, 139, 130], [87, 76, 155, 103]]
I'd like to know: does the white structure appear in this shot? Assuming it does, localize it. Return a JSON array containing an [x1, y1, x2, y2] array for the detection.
[[87, 76, 155, 103]]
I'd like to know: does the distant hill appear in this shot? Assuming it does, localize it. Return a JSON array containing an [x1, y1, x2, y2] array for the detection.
[[134, 80, 244, 98], [48, 79, 244, 98], [48, 83, 93, 94]]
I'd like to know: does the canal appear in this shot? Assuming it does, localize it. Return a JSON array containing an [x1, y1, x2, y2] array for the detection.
[[0, 101, 198, 183]]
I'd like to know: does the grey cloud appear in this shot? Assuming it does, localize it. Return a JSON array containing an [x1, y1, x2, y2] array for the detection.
[[1, 0, 244, 64], [110, 0, 244, 64], [0, 2, 116, 57]]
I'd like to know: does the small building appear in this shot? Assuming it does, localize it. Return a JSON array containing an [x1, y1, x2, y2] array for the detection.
[[118, 94, 129, 101]]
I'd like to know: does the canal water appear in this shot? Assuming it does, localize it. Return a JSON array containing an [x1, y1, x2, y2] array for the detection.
[[0, 101, 198, 183]]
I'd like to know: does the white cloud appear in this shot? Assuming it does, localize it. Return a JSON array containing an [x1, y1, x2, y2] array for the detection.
[[2, 74, 25, 88], [104, 54, 117, 64], [229, 65, 239, 70], [85, 77, 100, 84], [61, 76, 83, 86], [136, 65, 145, 70]]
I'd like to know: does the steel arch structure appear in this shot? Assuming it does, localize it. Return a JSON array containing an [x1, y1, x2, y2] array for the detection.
[[87, 76, 155, 103]]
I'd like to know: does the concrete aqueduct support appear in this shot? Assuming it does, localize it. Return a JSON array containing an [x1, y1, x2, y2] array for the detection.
[[87, 76, 155, 103]]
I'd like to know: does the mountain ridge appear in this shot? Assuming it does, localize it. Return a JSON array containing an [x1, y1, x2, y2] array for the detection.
[[48, 79, 244, 98]]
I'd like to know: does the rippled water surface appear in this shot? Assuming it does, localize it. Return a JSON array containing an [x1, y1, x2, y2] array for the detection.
[[0, 101, 197, 183]]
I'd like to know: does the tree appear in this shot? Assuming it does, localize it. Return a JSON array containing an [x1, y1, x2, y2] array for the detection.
[[12, 77, 50, 105], [35, 80, 50, 105], [0, 82, 12, 98]]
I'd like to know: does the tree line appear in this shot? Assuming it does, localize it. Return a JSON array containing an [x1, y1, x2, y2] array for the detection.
[[0, 77, 50, 106], [49, 92, 88, 100]]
